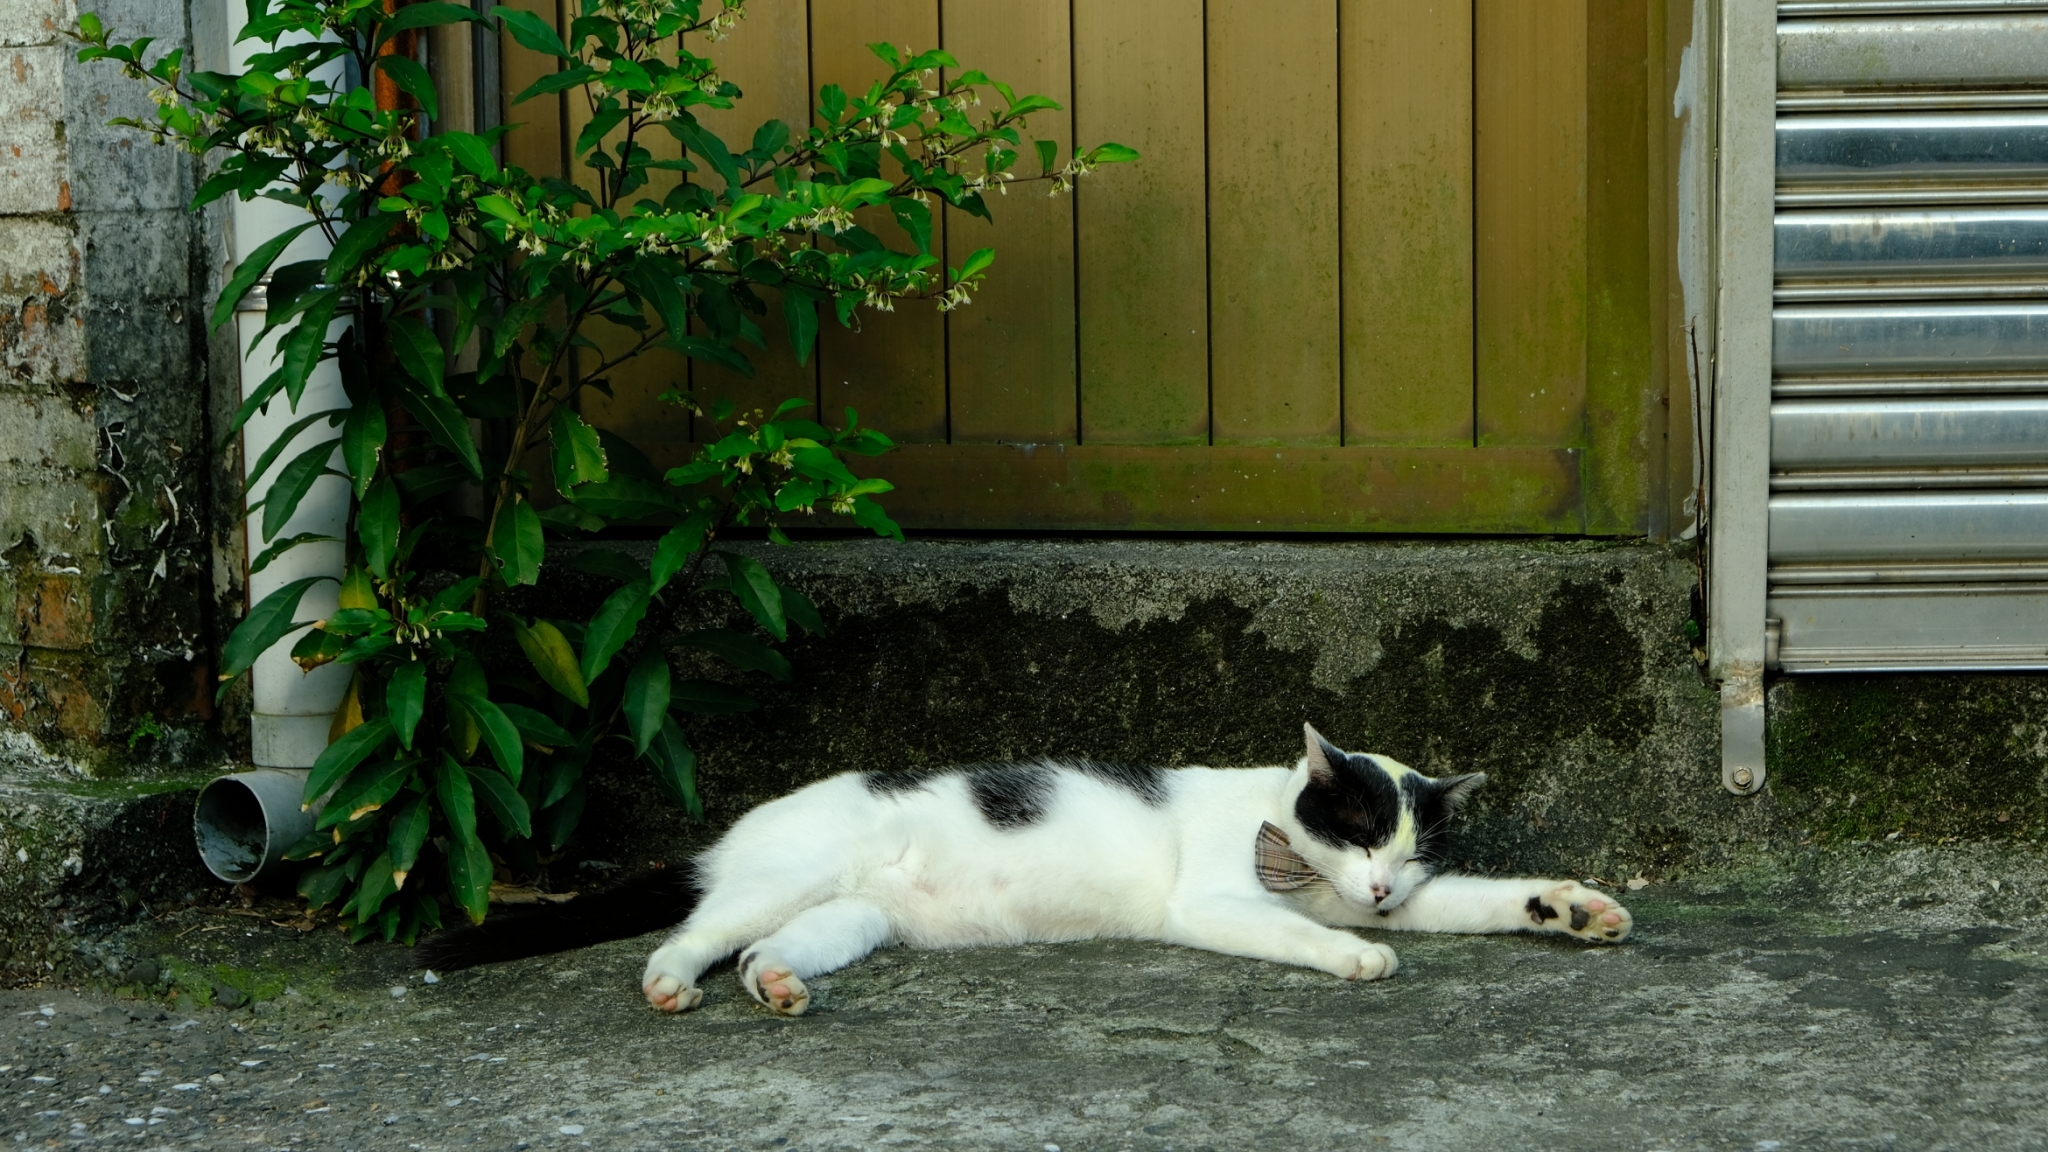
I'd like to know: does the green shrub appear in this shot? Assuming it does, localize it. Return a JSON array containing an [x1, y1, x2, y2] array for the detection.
[[74, 0, 1134, 942]]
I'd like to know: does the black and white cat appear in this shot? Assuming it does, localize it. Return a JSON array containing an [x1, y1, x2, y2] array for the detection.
[[618, 724, 1631, 1016], [423, 725, 1630, 1009]]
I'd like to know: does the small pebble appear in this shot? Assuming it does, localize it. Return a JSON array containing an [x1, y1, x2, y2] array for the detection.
[[389, 986, 407, 999], [422, 971, 440, 985], [560, 1124, 586, 1136]]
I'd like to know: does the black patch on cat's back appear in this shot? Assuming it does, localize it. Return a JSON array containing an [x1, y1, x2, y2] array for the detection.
[[861, 770, 936, 797], [1066, 760, 1169, 806], [967, 763, 1057, 829]]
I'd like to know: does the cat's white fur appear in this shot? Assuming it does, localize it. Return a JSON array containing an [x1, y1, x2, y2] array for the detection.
[[642, 725, 1631, 1015]]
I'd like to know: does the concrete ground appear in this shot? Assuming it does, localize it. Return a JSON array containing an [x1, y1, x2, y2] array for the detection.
[[6, 850, 2048, 1151]]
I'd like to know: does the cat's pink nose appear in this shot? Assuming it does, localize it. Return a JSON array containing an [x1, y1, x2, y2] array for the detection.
[[1370, 884, 1391, 904]]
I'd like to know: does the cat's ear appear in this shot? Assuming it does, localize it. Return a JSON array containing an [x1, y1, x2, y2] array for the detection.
[[1302, 723, 1342, 786], [1435, 772, 1488, 810]]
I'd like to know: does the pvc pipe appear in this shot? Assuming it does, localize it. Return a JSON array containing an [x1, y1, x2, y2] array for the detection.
[[193, 769, 320, 883], [228, 3, 353, 767]]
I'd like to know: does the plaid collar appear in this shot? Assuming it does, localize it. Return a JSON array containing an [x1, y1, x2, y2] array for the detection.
[[1254, 821, 1322, 892]]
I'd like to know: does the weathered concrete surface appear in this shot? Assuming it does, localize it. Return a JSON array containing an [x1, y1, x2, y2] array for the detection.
[[5, 849, 2048, 1150], [0, 744, 213, 985]]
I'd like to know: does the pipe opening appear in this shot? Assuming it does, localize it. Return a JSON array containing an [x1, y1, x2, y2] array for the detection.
[[194, 776, 269, 883]]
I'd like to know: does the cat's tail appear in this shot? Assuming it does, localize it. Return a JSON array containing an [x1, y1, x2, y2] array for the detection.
[[413, 865, 698, 971]]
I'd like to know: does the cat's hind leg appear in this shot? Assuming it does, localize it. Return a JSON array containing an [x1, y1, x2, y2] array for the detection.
[[643, 887, 820, 1012], [737, 898, 894, 1016]]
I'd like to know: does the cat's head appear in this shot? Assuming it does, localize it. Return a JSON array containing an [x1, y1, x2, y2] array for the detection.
[[1289, 723, 1485, 912]]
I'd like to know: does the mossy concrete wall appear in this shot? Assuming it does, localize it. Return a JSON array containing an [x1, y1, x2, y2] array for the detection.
[[558, 538, 1782, 879]]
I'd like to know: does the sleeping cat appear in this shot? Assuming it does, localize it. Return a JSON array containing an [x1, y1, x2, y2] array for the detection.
[[423, 725, 1631, 1014]]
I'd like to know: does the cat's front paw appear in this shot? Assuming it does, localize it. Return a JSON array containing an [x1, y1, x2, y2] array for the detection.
[[1337, 940, 1399, 981], [1526, 882, 1631, 943]]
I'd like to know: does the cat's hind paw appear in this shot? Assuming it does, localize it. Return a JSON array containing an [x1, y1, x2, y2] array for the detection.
[[1526, 882, 1631, 943], [643, 973, 704, 1013], [741, 952, 811, 1016]]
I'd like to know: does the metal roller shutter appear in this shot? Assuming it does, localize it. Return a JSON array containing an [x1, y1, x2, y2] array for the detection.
[[1770, 0, 2048, 672]]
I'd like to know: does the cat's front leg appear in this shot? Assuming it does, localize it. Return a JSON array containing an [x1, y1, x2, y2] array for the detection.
[[1163, 897, 1399, 980], [1374, 875, 1632, 942]]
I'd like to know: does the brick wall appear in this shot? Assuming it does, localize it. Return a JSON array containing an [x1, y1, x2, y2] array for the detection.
[[0, 0, 231, 769]]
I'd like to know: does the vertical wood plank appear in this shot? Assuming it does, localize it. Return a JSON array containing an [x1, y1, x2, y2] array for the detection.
[[1584, 0, 1654, 533], [812, 0, 949, 443], [1341, 1, 1473, 446], [684, 0, 818, 438], [943, 0, 1077, 444], [1474, 0, 1587, 449], [1208, 0, 1341, 447], [1072, 0, 1207, 446], [499, 0, 565, 178]]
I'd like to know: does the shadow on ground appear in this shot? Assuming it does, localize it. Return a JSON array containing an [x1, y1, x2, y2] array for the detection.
[[6, 863, 2048, 1151]]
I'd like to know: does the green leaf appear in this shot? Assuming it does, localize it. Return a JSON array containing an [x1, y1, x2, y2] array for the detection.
[[466, 762, 533, 839], [324, 214, 399, 286], [644, 717, 701, 819], [218, 574, 332, 687], [348, 851, 400, 921], [567, 474, 675, 519], [298, 859, 352, 909], [386, 314, 445, 398], [302, 717, 393, 807], [670, 678, 758, 714], [451, 693, 525, 785], [491, 497, 544, 587], [374, 54, 438, 119], [386, 661, 425, 750], [549, 406, 610, 490], [247, 532, 336, 578], [714, 552, 786, 641], [580, 581, 650, 685], [540, 780, 586, 852], [782, 286, 820, 366], [623, 646, 671, 757], [956, 247, 996, 281], [377, 1, 483, 43], [436, 756, 492, 924], [278, 290, 339, 410], [783, 587, 825, 636], [496, 4, 569, 58], [386, 797, 430, 880], [1087, 141, 1140, 164], [1035, 138, 1058, 176], [359, 475, 400, 580], [340, 400, 386, 498], [212, 221, 315, 331], [679, 628, 792, 681], [512, 64, 597, 103], [446, 651, 485, 758], [260, 436, 340, 543], [890, 198, 932, 254], [394, 372, 483, 478], [497, 702, 575, 748], [442, 131, 498, 178], [510, 617, 589, 707], [245, 408, 345, 492], [564, 548, 645, 585], [316, 756, 413, 829], [649, 510, 712, 593]]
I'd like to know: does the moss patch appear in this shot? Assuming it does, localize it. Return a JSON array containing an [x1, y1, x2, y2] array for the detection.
[[1766, 675, 2048, 844]]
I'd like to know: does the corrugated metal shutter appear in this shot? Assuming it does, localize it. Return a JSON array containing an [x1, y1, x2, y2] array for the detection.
[[1769, 0, 2048, 671]]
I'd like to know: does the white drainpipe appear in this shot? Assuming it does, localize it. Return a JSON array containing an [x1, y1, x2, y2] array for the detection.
[[228, 3, 352, 767]]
